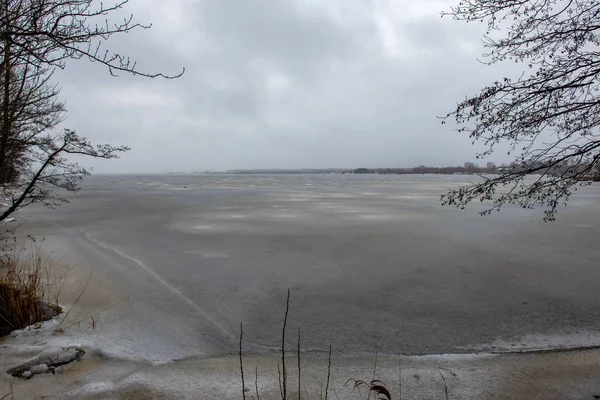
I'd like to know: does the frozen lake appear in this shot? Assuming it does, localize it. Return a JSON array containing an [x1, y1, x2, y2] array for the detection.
[[18, 174, 600, 360]]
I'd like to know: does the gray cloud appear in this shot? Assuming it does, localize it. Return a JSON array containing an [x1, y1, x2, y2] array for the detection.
[[53, 0, 519, 173]]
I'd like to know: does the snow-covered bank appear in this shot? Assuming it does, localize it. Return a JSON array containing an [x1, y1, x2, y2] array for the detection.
[[2, 303, 600, 400], [3, 325, 600, 400]]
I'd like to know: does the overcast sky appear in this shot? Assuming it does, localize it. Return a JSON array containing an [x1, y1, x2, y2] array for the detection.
[[56, 0, 518, 173]]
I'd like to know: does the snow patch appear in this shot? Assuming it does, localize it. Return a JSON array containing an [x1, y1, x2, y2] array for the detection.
[[274, 213, 298, 218], [67, 381, 117, 397], [6, 346, 85, 378], [410, 352, 496, 362], [193, 225, 213, 230], [466, 330, 600, 353], [571, 224, 593, 228]]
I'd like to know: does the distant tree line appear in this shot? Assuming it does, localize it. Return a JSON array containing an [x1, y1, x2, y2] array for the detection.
[[351, 162, 499, 175], [222, 162, 600, 179], [225, 169, 349, 175], [352, 161, 600, 179]]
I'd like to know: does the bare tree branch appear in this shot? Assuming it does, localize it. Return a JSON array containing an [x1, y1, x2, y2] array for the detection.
[[442, 0, 600, 220], [0, 0, 182, 221], [1, 0, 184, 78]]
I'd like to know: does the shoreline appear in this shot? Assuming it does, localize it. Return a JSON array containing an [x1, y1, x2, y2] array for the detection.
[[4, 328, 600, 399], [1, 222, 600, 398]]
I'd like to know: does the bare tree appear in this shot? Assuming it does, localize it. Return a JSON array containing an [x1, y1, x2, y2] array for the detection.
[[0, 0, 184, 77], [0, 54, 64, 183], [0, 130, 129, 221], [441, 0, 600, 221], [0, 0, 181, 222]]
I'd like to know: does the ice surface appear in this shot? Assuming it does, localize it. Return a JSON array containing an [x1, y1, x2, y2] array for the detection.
[[11, 174, 600, 360]]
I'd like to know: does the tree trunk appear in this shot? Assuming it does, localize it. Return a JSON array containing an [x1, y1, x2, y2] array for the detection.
[[0, 0, 12, 184]]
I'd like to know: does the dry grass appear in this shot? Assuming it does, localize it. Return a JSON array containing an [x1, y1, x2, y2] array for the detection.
[[0, 238, 64, 336], [239, 291, 395, 400], [239, 291, 454, 400]]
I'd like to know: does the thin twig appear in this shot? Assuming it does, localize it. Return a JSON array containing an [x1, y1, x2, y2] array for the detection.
[[372, 350, 378, 380], [325, 345, 332, 400], [281, 289, 290, 400], [60, 296, 127, 331], [255, 366, 260, 400], [439, 370, 449, 400], [398, 355, 402, 400], [0, 382, 15, 400], [278, 363, 284, 400], [298, 330, 301, 400], [303, 382, 311, 400], [56, 267, 93, 331], [240, 323, 246, 400], [367, 350, 378, 400], [333, 386, 341, 400]]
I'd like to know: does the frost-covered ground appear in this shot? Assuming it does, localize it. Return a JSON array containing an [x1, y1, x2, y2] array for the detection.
[[2, 174, 600, 398], [3, 318, 600, 399]]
